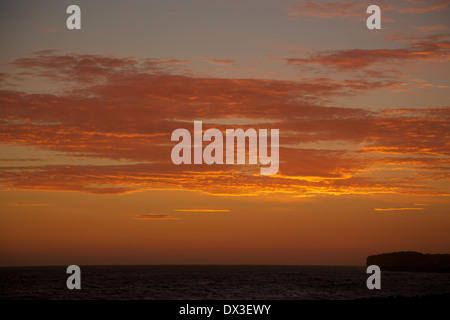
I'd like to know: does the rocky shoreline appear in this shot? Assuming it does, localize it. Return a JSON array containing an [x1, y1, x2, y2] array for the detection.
[[366, 251, 450, 273]]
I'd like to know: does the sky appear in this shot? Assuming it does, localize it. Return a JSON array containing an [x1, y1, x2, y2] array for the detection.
[[0, 0, 449, 266]]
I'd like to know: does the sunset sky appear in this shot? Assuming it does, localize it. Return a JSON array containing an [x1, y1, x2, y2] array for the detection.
[[0, 0, 449, 266]]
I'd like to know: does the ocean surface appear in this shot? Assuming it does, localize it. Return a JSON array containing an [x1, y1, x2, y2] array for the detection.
[[0, 265, 449, 300]]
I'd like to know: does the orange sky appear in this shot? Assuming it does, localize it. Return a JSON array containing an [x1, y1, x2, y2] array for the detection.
[[0, 0, 449, 266]]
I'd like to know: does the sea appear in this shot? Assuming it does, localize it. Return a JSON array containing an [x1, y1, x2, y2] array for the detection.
[[0, 265, 449, 300]]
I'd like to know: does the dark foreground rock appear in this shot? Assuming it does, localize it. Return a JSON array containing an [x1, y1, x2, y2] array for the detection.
[[366, 251, 450, 272]]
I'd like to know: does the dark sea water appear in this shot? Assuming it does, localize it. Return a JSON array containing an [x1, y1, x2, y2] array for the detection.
[[0, 265, 449, 300]]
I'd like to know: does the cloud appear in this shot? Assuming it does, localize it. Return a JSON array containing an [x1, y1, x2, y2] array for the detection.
[[13, 203, 48, 206], [0, 52, 448, 197], [175, 209, 230, 213], [374, 207, 425, 211], [41, 28, 61, 34], [159, 59, 192, 65], [288, 0, 448, 19], [400, 0, 449, 13], [0, 73, 10, 87], [288, 1, 369, 19], [383, 33, 449, 43], [202, 58, 235, 66], [132, 214, 180, 220], [284, 36, 450, 71], [413, 24, 448, 32]]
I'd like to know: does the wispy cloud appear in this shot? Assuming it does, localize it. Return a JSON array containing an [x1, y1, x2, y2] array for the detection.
[[41, 28, 61, 34], [284, 35, 450, 71], [132, 214, 180, 220], [413, 24, 448, 32], [400, 0, 449, 13], [288, 1, 372, 19], [160, 59, 192, 65], [175, 209, 230, 213], [288, 0, 448, 19], [374, 207, 425, 211], [202, 58, 235, 66], [0, 51, 448, 197]]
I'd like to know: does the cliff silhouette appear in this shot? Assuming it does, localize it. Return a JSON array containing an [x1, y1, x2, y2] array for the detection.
[[366, 251, 450, 272]]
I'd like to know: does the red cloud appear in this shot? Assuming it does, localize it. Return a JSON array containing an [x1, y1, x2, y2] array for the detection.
[[288, 1, 396, 20], [0, 52, 448, 197], [203, 58, 235, 66], [413, 24, 448, 32], [288, 1, 368, 19], [400, 0, 449, 13], [288, 0, 447, 19], [285, 37, 450, 70]]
